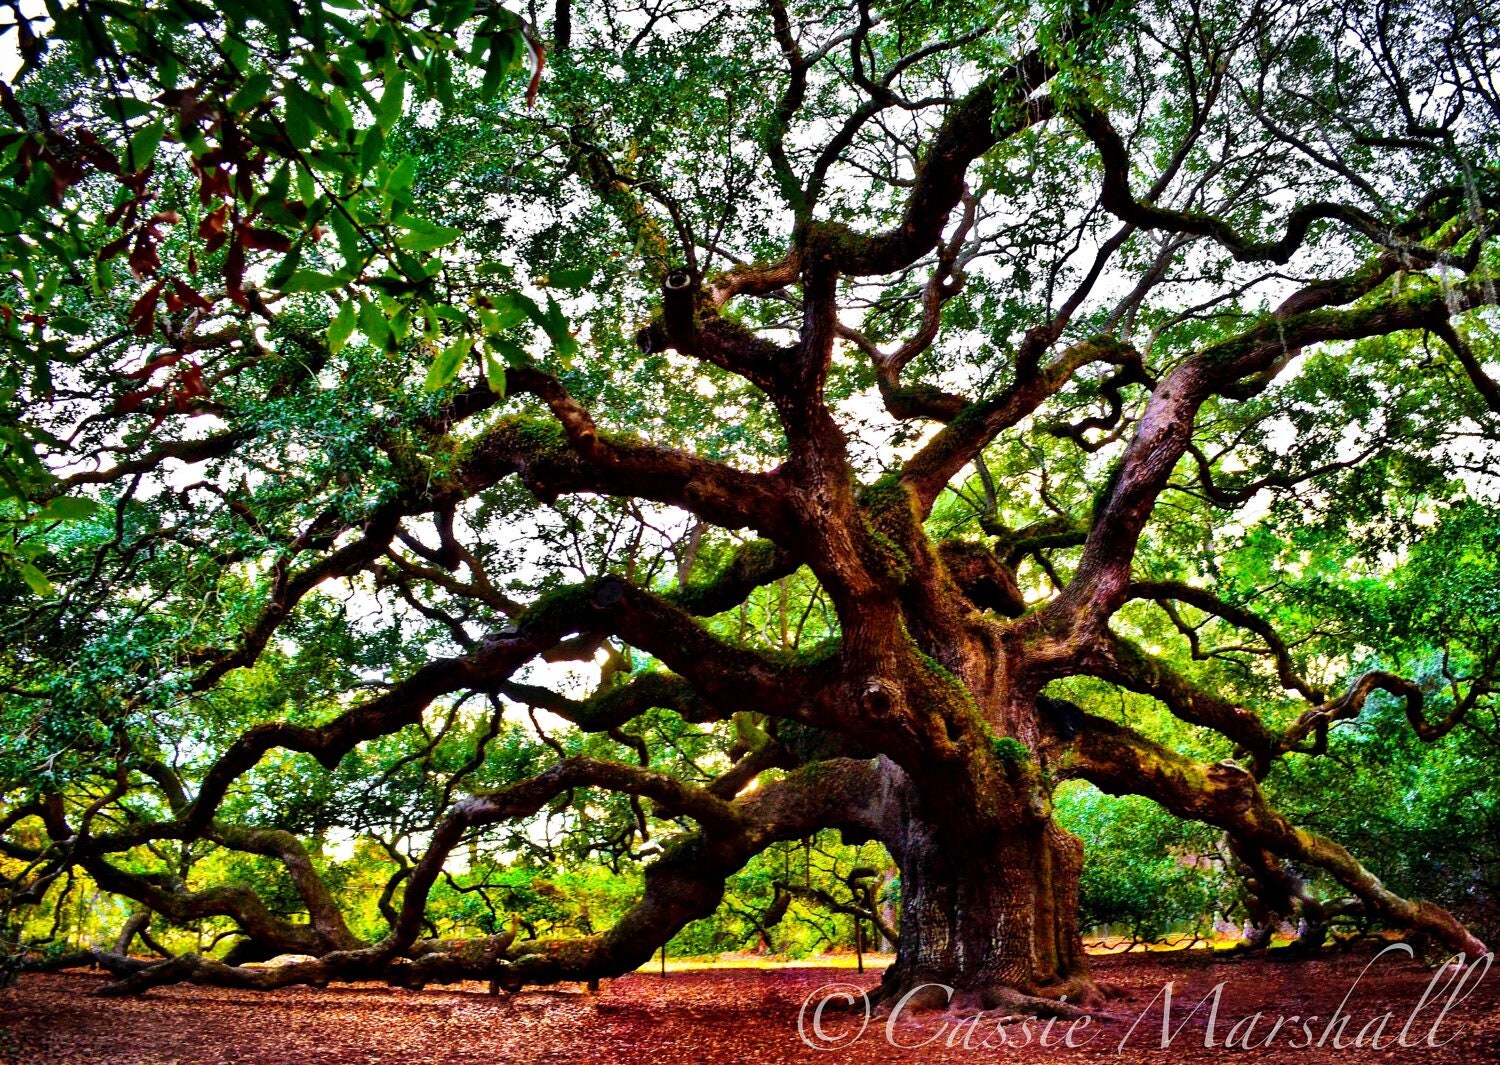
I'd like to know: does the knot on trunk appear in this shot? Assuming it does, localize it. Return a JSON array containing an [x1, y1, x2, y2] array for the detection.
[[860, 677, 898, 714], [1207, 759, 1256, 811], [590, 575, 629, 609], [937, 539, 1025, 616]]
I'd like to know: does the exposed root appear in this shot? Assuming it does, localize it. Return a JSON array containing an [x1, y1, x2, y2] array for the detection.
[[869, 972, 1115, 1020]]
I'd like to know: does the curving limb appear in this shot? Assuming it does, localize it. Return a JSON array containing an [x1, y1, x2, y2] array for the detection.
[[92, 757, 893, 995], [1051, 710, 1487, 958]]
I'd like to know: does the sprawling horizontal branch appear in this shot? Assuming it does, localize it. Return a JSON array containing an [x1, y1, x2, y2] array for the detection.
[[456, 410, 796, 541], [496, 672, 713, 734], [1069, 103, 1487, 266], [76, 570, 836, 857], [670, 538, 801, 615], [1281, 669, 1482, 753], [1176, 439, 1384, 508], [900, 335, 1143, 510], [1130, 581, 1324, 703], [809, 78, 1056, 278], [58, 429, 250, 488], [773, 880, 900, 951], [210, 825, 363, 951], [92, 757, 895, 995], [1086, 630, 1280, 772], [1053, 710, 1486, 957], [82, 855, 335, 958], [188, 504, 403, 691]]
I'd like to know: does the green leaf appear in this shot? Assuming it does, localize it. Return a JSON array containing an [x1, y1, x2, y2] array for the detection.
[[284, 101, 316, 149], [483, 346, 507, 394], [38, 496, 99, 521], [545, 266, 595, 290], [377, 70, 407, 132], [280, 270, 348, 293], [359, 123, 385, 174], [487, 335, 531, 369], [538, 296, 578, 360], [481, 32, 522, 100], [490, 291, 541, 328], [328, 205, 363, 275], [264, 241, 303, 288], [326, 90, 354, 134], [391, 304, 412, 342], [428, 52, 455, 107], [424, 335, 472, 391], [101, 96, 153, 122], [17, 561, 53, 597], [228, 72, 273, 114], [395, 217, 463, 252], [358, 297, 391, 350], [126, 121, 166, 170], [394, 249, 429, 280], [287, 84, 335, 135], [265, 163, 292, 206], [386, 157, 417, 196], [328, 301, 357, 354], [479, 304, 528, 333], [49, 316, 90, 336]]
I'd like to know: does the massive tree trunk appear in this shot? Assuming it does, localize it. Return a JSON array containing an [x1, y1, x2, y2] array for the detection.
[[863, 753, 1101, 1013], [881, 816, 1095, 1011]]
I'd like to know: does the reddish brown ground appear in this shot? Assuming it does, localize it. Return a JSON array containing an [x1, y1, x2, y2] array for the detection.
[[1, 945, 1496, 1064]]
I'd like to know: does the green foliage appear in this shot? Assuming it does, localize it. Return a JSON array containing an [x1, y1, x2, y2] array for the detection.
[[0, 0, 557, 589], [990, 735, 1031, 766], [1056, 783, 1229, 943]]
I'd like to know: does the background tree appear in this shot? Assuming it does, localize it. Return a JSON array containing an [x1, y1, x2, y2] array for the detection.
[[2, 0, 1499, 1013]]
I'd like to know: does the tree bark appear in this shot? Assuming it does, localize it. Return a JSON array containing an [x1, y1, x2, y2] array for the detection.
[[870, 762, 1101, 1013]]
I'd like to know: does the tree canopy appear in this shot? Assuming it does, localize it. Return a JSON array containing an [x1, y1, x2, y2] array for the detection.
[[1, 0, 1498, 1005]]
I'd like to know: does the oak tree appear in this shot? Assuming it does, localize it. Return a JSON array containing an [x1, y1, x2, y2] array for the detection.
[[2, 0, 1498, 1011]]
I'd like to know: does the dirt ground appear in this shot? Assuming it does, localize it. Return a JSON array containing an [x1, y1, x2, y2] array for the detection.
[[1, 944, 1496, 1064]]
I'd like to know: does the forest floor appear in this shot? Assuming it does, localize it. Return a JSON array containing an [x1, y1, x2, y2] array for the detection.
[[0, 943, 1496, 1064]]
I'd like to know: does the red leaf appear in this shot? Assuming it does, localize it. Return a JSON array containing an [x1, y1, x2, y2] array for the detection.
[[125, 352, 181, 380], [179, 361, 207, 398], [114, 386, 161, 413], [198, 164, 232, 204], [170, 278, 213, 311], [225, 236, 246, 307], [103, 194, 137, 229], [120, 163, 153, 195], [0, 80, 26, 127], [236, 224, 291, 252], [98, 233, 130, 262], [128, 231, 161, 279], [44, 154, 83, 206], [127, 282, 163, 336], [80, 138, 121, 176], [15, 138, 35, 181], [199, 205, 228, 253], [526, 38, 546, 108]]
